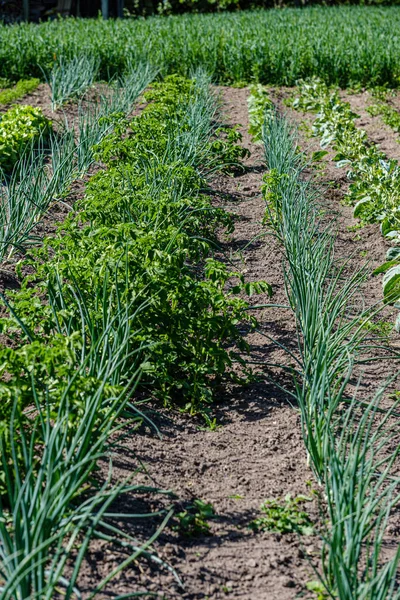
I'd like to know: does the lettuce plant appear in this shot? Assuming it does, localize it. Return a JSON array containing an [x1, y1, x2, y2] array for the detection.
[[0, 105, 51, 171]]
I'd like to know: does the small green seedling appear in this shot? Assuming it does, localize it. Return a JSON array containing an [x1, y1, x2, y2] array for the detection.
[[361, 319, 393, 339], [347, 223, 363, 232], [199, 410, 221, 431], [250, 494, 313, 535], [173, 499, 215, 538], [306, 580, 329, 599]]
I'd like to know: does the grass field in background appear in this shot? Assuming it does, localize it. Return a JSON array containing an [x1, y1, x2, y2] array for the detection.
[[1, 7, 400, 87]]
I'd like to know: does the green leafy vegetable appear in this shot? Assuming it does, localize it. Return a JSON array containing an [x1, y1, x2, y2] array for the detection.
[[250, 494, 314, 535], [0, 104, 51, 170]]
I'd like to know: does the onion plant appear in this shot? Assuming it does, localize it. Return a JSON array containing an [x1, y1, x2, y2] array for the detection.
[[0, 148, 48, 258], [321, 389, 400, 600], [0, 370, 172, 599], [48, 127, 76, 198], [106, 61, 159, 116], [262, 111, 400, 598], [75, 102, 109, 175], [0, 131, 76, 260], [46, 55, 99, 111], [0, 285, 175, 599]]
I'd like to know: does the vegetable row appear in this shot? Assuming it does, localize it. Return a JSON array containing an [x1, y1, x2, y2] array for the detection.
[[293, 78, 400, 305], [257, 92, 400, 600], [2, 8, 400, 88]]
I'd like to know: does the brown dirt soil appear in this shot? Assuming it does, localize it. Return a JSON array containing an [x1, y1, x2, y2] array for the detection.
[[1, 83, 58, 119], [383, 90, 400, 122]]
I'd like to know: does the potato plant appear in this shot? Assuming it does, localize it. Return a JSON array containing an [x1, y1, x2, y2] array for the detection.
[[293, 78, 400, 303]]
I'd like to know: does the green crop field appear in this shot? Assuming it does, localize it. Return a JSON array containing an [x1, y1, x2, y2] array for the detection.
[[0, 7, 400, 87]]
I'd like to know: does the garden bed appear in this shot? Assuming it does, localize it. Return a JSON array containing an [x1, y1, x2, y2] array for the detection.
[[0, 76, 399, 599]]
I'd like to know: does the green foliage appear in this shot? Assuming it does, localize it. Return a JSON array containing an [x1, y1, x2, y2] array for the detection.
[[247, 84, 274, 142], [367, 89, 400, 134], [382, 264, 400, 302], [0, 347, 169, 600], [360, 318, 393, 338], [0, 75, 266, 430], [364, 92, 400, 302], [173, 499, 215, 537], [0, 104, 51, 170], [306, 580, 330, 600], [0, 64, 155, 264], [0, 77, 11, 88], [2, 8, 400, 87], [0, 78, 40, 105], [0, 74, 261, 593], [250, 494, 314, 535], [293, 77, 400, 300], [0, 72, 261, 596], [311, 150, 329, 162], [293, 79, 400, 233], [372, 259, 400, 275]]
